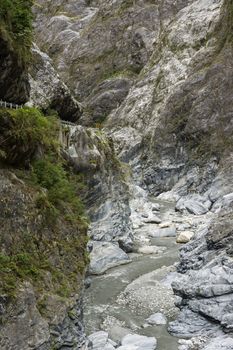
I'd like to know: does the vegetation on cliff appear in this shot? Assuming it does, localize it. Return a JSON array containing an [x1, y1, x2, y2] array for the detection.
[[0, 0, 33, 61], [0, 107, 89, 303]]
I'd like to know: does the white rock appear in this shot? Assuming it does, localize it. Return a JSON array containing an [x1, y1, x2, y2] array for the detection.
[[159, 221, 172, 228], [176, 231, 194, 244], [88, 331, 116, 350], [121, 334, 157, 350], [146, 313, 167, 325], [88, 331, 109, 350]]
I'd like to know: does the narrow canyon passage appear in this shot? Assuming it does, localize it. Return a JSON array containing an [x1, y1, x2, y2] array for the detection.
[[84, 200, 186, 350], [1, 1, 233, 349]]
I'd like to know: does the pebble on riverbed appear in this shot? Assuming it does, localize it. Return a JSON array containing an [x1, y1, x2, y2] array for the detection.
[[117, 269, 178, 318], [145, 313, 167, 326], [176, 231, 194, 244], [121, 334, 157, 350]]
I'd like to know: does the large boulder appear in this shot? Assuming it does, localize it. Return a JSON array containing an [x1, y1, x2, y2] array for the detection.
[[121, 334, 157, 350], [88, 331, 115, 350], [89, 241, 130, 275], [176, 231, 194, 244], [29, 45, 82, 122], [175, 195, 211, 215]]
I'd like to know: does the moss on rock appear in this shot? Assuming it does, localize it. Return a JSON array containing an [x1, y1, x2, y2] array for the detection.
[[0, 107, 89, 310]]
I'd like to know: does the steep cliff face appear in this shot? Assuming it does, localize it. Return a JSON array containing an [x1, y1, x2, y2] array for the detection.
[[0, 170, 88, 350], [33, 0, 168, 124], [107, 0, 232, 195], [0, 108, 89, 350], [1, 0, 233, 349], [62, 125, 133, 274], [33, 0, 233, 196], [29, 45, 82, 122], [0, 0, 32, 103]]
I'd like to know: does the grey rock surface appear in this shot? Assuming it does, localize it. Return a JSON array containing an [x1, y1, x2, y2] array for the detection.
[[106, 0, 232, 200], [32, 0, 162, 124], [29, 45, 82, 122], [178, 335, 233, 350], [88, 331, 115, 350], [63, 125, 133, 254], [203, 336, 233, 350], [89, 241, 130, 275], [169, 205, 233, 338], [145, 313, 167, 326], [175, 195, 211, 215]]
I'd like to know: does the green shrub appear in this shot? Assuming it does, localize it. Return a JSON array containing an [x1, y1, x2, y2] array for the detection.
[[32, 156, 86, 222], [0, 107, 59, 166], [0, 0, 33, 61]]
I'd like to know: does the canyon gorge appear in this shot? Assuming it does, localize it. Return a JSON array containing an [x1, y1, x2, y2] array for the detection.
[[0, 0, 233, 349]]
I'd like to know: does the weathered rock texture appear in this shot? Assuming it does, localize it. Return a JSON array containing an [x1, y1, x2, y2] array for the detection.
[[62, 125, 133, 273], [2, 0, 233, 348], [33, 0, 233, 195], [168, 205, 233, 347], [29, 45, 82, 122], [32, 0, 162, 124], [106, 0, 233, 198]]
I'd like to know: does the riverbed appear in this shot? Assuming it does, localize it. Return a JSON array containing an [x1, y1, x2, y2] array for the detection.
[[84, 200, 183, 349]]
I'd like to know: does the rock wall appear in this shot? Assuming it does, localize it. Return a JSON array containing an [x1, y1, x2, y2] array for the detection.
[[33, 0, 233, 196], [28, 45, 82, 122], [1, 0, 233, 348], [62, 125, 133, 274], [107, 0, 232, 195], [0, 169, 89, 350], [168, 202, 233, 349], [32, 0, 164, 124]]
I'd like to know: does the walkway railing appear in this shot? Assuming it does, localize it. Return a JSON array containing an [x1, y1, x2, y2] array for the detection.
[[61, 120, 77, 127], [0, 100, 23, 109], [0, 100, 77, 128]]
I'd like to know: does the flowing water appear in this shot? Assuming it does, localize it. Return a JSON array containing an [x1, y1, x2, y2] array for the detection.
[[84, 200, 181, 349]]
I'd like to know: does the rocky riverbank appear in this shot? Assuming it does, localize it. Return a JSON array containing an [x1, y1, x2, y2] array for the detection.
[[84, 197, 180, 350], [85, 181, 233, 350]]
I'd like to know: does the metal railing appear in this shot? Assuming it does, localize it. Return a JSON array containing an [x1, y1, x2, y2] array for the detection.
[[60, 120, 77, 127], [0, 101, 77, 128], [0, 100, 23, 109]]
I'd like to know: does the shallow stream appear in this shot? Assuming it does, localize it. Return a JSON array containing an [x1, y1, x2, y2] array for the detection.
[[84, 200, 181, 349]]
